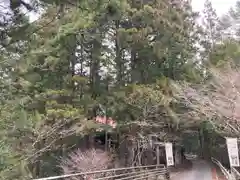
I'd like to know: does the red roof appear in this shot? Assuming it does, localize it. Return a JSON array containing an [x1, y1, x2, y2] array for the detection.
[[95, 116, 117, 128]]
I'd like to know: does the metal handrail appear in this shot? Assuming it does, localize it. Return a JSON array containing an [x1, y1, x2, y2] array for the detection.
[[33, 164, 168, 180], [104, 169, 166, 180], [232, 167, 240, 180], [95, 168, 166, 180], [211, 157, 235, 180]]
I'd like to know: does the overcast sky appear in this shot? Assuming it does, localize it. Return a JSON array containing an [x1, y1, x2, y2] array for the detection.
[[192, 0, 237, 15]]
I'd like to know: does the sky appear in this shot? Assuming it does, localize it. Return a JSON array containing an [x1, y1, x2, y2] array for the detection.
[[192, 0, 237, 16]]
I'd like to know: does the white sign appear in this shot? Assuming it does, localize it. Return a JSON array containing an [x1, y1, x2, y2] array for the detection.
[[165, 142, 174, 166], [226, 138, 240, 167]]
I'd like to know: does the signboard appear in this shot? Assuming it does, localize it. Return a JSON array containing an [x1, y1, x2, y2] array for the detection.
[[165, 142, 174, 166], [226, 138, 240, 167]]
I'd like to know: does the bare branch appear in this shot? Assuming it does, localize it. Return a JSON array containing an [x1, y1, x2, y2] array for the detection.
[[173, 63, 240, 135]]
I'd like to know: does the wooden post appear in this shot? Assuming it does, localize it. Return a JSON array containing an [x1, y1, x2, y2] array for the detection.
[[156, 144, 162, 180], [105, 108, 108, 151], [105, 130, 108, 151], [108, 137, 112, 150], [156, 145, 160, 165]]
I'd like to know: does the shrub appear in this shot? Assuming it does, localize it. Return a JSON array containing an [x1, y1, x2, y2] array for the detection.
[[60, 148, 112, 179]]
